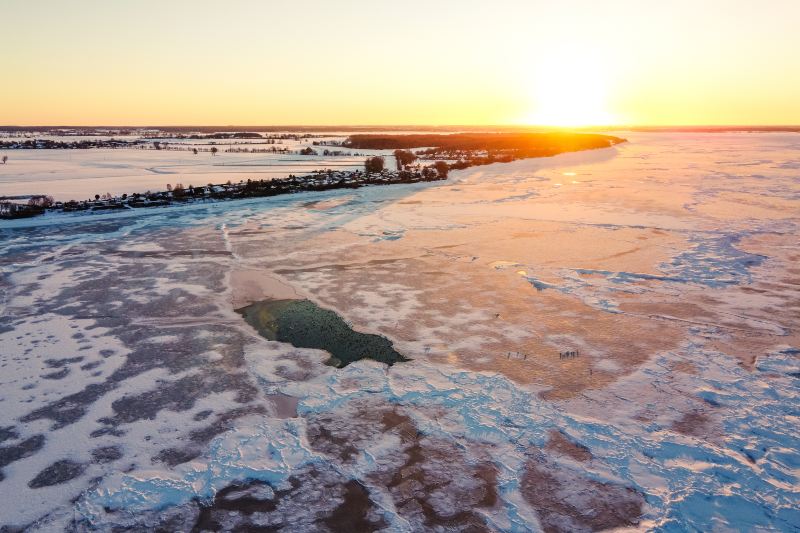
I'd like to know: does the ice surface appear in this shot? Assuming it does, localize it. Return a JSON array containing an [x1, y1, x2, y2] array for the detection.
[[1, 132, 798, 531]]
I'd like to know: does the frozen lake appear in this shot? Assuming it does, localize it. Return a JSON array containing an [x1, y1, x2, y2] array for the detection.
[[0, 132, 798, 531]]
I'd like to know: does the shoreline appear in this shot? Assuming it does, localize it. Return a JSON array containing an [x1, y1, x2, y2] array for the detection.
[[0, 166, 448, 220]]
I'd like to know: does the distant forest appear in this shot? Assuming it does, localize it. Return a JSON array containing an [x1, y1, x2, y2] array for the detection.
[[343, 132, 626, 155]]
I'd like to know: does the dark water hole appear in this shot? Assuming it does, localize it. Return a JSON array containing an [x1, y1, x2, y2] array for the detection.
[[236, 299, 407, 368]]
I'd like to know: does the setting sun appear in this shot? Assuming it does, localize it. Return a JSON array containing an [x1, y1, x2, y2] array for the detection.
[[525, 47, 618, 126]]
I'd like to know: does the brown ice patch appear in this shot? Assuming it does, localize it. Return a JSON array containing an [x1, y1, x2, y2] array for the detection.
[[618, 300, 711, 324], [521, 456, 645, 533], [671, 410, 716, 439], [185, 467, 388, 532], [670, 360, 697, 375], [373, 411, 498, 531], [265, 392, 299, 419], [307, 401, 499, 530], [545, 430, 592, 462], [620, 291, 799, 371]]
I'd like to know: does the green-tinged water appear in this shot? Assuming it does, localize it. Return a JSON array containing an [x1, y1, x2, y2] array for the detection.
[[236, 299, 407, 368]]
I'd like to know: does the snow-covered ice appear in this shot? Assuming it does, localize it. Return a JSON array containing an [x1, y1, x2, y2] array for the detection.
[[0, 132, 798, 531]]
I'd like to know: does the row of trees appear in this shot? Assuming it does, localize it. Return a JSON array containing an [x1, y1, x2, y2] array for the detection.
[[365, 155, 448, 178], [394, 149, 417, 169], [151, 142, 218, 155], [365, 151, 418, 174]]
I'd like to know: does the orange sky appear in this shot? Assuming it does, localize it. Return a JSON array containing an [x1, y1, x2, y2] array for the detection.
[[2, 0, 799, 126]]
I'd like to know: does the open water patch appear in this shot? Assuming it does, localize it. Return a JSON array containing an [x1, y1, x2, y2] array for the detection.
[[236, 299, 408, 368]]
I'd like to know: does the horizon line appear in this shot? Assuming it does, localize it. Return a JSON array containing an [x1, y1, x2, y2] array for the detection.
[[2, 124, 800, 130]]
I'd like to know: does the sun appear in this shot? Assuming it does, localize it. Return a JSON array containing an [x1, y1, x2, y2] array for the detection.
[[524, 48, 617, 127]]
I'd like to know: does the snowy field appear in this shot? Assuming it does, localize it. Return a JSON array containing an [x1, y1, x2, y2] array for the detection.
[[0, 133, 394, 201], [0, 132, 798, 531]]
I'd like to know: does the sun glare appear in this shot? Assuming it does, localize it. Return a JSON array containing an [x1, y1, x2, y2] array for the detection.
[[525, 48, 617, 127]]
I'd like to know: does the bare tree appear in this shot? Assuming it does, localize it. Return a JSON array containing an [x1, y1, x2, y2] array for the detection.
[[393, 150, 416, 169], [365, 156, 385, 174], [433, 161, 449, 178], [28, 195, 54, 208]]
